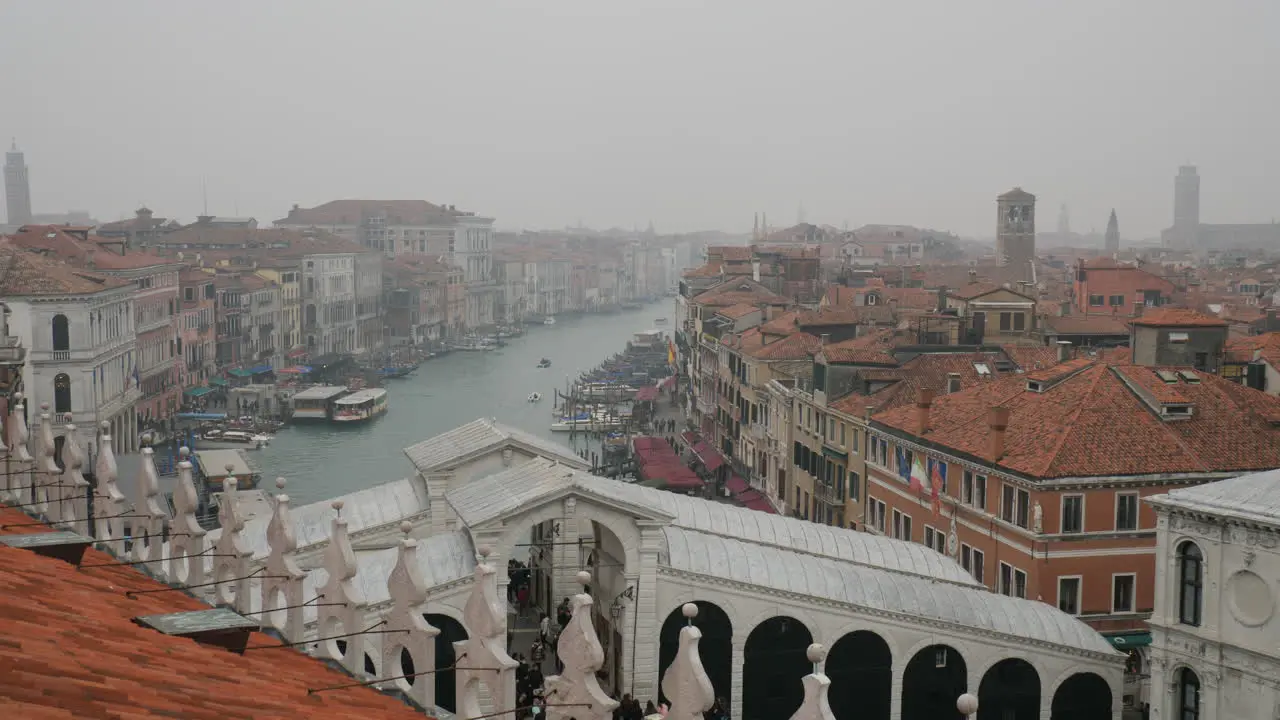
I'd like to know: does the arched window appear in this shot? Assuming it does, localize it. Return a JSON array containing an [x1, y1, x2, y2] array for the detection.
[[53, 373, 72, 415], [52, 314, 70, 351], [1178, 541, 1203, 626], [1178, 667, 1200, 720]]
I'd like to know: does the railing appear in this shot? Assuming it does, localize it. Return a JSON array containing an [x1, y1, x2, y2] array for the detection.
[[52, 350, 71, 361]]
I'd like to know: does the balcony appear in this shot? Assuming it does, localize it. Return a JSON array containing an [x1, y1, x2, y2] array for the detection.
[[749, 423, 767, 441], [814, 482, 838, 504], [138, 314, 172, 333], [52, 350, 70, 361]]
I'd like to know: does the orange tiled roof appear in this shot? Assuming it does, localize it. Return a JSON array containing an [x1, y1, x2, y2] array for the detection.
[[1129, 308, 1228, 328], [1041, 315, 1131, 336], [0, 507, 430, 720], [873, 361, 1280, 478], [9, 225, 175, 271], [729, 327, 821, 361], [1227, 332, 1280, 365], [0, 240, 130, 296], [691, 279, 789, 307], [716, 303, 760, 320]]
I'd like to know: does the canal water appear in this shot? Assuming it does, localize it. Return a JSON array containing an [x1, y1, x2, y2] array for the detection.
[[254, 300, 675, 506]]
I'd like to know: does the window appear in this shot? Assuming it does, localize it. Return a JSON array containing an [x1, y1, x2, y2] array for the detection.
[[870, 498, 886, 532], [999, 312, 1012, 331], [1116, 492, 1139, 531], [999, 562, 1013, 596], [1015, 568, 1027, 598], [1178, 542, 1203, 626], [1112, 573, 1136, 613], [1062, 495, 1084, 533], [848, 470, 860, 502], [1108, 295, 1124, 306], [923, 526, 945, 553], [998, 564, 1026, 598], [53, 373, 72, 415], [972, 548, 984, 583], [51, 314, 70, 352], [1058, 576, 1081, 615], [961, 545, 985, 584], [1001, 484, 1029, 528], [1178, 668, 1201, 720], [1089, 294, 1104, 307], [891, 509, 912, 541], [1013, 312, 1025, 331]]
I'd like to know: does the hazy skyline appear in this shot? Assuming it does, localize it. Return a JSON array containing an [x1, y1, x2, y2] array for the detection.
[[2, 0, 1277, 238]]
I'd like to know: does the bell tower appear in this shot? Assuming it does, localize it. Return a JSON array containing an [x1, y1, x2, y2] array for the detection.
[[996, 188, 1036, 282]]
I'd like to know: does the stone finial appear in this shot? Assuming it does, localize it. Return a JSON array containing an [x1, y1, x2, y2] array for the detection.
[[33, 407, 58, 519], [213, 475, 252, 610], [4, 397, 33, 505], [661, 604, 715, 720], [56, 425, 89, 528], [957, 693, 979, 717], [544, 572, 618, 720], [167, 447, 207, 586], [455, 546, 519, 720], [381, 516, 439, 707], [93, 422, 124, 553], [262, 477, 306, 642], [131, 448, 169, 565], [787, 644, 835, 720], [315, 500, 367, 675]]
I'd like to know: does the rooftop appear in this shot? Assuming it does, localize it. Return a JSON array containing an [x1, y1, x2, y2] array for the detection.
[[0, 239, 131, 296], [403, 417, 588, 475], [1128, 308, 1228, 328], [874, 360, 1280, 479], [0, 507, 429, 720], [1150, 467, 1280, 528]]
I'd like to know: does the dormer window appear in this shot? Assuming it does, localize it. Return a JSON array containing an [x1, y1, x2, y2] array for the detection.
[[1169, 332, 1190, 344], [1026, 380, 1045, 393]]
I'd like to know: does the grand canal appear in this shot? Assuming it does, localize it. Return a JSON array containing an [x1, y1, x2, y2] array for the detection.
[[254, 301, 673, 505]]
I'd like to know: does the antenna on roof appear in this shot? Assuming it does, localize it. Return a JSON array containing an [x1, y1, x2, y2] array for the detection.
[[202, 177, 208, 217]]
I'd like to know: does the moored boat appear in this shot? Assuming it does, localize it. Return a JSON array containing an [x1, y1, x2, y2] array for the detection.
[[332, 387, 389, 423], [198, 429, 271, 450]]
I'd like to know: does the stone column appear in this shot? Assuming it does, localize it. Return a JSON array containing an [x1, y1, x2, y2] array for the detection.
[[890, 660, 905, 720], [553, 497, 581, 607], [729, 645, 745, 720], [631, 525, 663, 704]]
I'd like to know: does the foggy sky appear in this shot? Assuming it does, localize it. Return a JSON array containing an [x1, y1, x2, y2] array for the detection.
[[2, 0, 1277, 238]]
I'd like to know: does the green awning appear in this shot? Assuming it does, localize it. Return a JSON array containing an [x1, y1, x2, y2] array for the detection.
[[227, 368, 254, 378], [1105, 631, 1151, 649], [184, 386, 213, 397], [209, 377, 229, 386]]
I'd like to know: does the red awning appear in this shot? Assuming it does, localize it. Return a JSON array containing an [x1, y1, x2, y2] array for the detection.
[[737, 489, 762, 503], [742, 496, 778, 513], [664, 474, 705, 490], [680, 431, 700, 447], [692, 443, 725, 473], [725, 475, 749, 494], [634, 386, 660, 402]]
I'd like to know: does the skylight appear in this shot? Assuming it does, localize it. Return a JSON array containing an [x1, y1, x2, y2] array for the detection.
[[1156, 370, 1180, 384], [973, 363, 991, 377], [1179, 370, 1201, 383]]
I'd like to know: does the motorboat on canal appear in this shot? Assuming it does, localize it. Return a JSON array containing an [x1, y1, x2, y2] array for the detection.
[[543, 316, 556, 326], [332, 387, 390, 423], [550, 410, 625, 433], [654, 317, 668, 325], [198, 428, 271, 450], [537, 358, 552, 368], [528, 392, 542, 402]]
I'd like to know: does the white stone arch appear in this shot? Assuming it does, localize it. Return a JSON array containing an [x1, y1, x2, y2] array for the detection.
[[492, 490, 644, 573], [424, 598, 468, 630], [826, 617, 902, 666], [738, 604, 821, 646], [665, 587, 745, 629], [1046, 662, 1121, 704], [900, 633, 976, 677], [973, 652, 1049, 694]]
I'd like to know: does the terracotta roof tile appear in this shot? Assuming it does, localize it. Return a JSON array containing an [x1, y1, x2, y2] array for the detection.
[[691, 278, 790, 307], [716, 303, 760, 320], [1227, 332, 1280, 365], [0, 507, 430, 720], [873, 362, 1280, 478], [275, 199, 454, 227], [1129, 308, 1228, 328], [9, 226, 175, 271], [1041, 315, 1131, 336], [0, 240, 131, 296]]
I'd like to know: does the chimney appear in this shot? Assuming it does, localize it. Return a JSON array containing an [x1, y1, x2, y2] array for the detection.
[[987, 406, 1010, 461], [968, 268, 978, 284], [757, 302, 768, 322], [946, 372, 961, 394], [936, 285, 947, 312], [916, 388, 935, 435], [865, 405, 875, 421], [752, 259, 761, 282], [820, 333, 830, 346], [1056, 341, 1072, 362]]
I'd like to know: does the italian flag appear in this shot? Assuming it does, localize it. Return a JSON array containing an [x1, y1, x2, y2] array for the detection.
[[909, 456, 929, 496]]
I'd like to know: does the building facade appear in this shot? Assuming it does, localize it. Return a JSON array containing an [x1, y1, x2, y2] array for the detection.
[[178, 270, 217, 392], [1146, 470, 1280, 720]]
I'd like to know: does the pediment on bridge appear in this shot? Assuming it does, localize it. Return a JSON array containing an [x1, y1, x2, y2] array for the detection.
[[404, 418, 589, 476], [445, 456, 676, 531]]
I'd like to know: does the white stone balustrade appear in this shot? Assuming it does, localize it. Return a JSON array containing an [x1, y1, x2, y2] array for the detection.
[[315, 500, 368, 676], [167, 448, 206, 586], [546, 570, 619, 720], [56, 424, 89, 528], [380, 520, 440, 709], [261, 477, 307, 643], [34, 405, 58, 520], [213, 470, 253, 612], [5, 394, 32, 505], [130, 447, 168, 565], [787, 644, 835, 720], [92, 421, 125, 554], [455, 545, 518, 720], [661, 603, 715, 720]]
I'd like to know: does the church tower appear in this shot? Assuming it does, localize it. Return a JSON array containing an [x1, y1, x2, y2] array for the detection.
[[1105, 209, 1120, 254], [996, 188, 1036, 282]]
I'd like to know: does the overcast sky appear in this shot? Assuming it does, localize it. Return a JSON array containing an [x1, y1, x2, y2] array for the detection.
[[2, 1, 1276, 238]]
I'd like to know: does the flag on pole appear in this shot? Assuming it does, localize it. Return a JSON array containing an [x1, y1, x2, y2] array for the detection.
[[909, 456, 927, 495], [929, 461, 945, 516], [667, 339, 676, 368]]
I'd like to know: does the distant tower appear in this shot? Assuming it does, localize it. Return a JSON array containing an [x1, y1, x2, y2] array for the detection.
[[797, 202, 807, 225], [753, 213, 759, 242], [996, 188, 1036, 282], [1057, 204, 1071, 235], [1105, 209, 1120, 253], [1173, 165, 1200, 248], [4, 139, 33, 225]]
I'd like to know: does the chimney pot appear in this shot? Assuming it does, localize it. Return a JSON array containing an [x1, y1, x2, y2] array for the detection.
[[987, 406, 1010, 461], [865, 404, 875, 421], [1056, 340, 1072, 363], [916, 388, 935, 435], [820, 333, 830, 346]]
